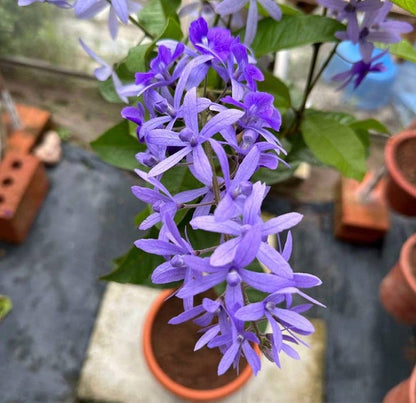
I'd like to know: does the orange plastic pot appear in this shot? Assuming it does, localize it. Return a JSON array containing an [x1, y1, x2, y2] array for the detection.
[[385, 130, 416, 216], [143, 289, 257, 401], [380, 234, 416, 324], [383, 365, 416, 403]]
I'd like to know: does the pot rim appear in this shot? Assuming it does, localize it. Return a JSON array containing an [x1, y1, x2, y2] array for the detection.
[[143, 288, 256, 401], [411, 365, 416, 403], [400, 234, 416, 295], [385, 130, 416, 199]]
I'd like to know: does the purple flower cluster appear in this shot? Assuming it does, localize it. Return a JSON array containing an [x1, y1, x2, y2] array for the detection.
[[318, 0, 412, 88], [126, 18, 323, 375], [19, 0, 141, 39]]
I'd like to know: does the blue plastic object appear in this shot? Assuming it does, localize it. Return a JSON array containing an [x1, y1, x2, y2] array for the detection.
[[392, 61, 416, 127], [323, 41, 398, 110]]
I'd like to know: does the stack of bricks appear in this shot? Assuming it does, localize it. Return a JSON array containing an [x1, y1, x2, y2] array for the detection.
[[0, 104, 51, 243]]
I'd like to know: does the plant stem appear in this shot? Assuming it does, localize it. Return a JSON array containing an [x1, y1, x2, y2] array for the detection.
[[182, 201, 215, 209], [297, 42, 322, 122], [308, 43, 338, 92], [196, 245, 218, 255], [204, 141, 221, 205], [287, 42, 338, 137], [242, 285, 262, 338], [128, 16, 155, 39]]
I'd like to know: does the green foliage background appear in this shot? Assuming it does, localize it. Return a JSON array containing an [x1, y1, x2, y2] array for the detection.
[[0, 0, 74, 64]]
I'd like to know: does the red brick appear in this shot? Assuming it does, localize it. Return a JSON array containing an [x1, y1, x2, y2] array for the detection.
[[2, 104, 51, 154], [0, 152, 49, 243], [334, 173, 389, 243]]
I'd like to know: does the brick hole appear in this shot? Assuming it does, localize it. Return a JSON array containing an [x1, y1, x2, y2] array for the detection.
[[2, 177, 13, 187], [0, 195, 4, 204], [11, 160, 22, 169]]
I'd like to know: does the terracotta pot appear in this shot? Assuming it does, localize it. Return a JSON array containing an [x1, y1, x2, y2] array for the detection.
[[380, 234, 416, 324], [385, 130, 416, 216], [383, 365, 416, 403], [143, 289, 256, 401]]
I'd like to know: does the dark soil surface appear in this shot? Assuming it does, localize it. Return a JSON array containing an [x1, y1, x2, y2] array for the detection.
[[151, 291, 247, 390]]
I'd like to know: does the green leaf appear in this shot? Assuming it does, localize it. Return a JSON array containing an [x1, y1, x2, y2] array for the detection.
[[250, 15, 345, 57], [101, 238, 174, 288], [256, 1, 302, 16], [97, 63, 135, 103], [301, 111, 367, 180], [90, 121, 143, 170], [390, 0, 416, 15], [98, 79, 122, 103], [126, 43, 151, 73], [134, 206, 152, 227], [138, 0, 167, 37], [0, 295, 12, 321], [377, 39, 416, 63], [349, 118, 390, 134], [279, 3, 303, 15], [253, 161, 300, 185], [187, 229, 220, 252], [258, 70, 291, 108], [144, 17, 184, 62], [315, 110, 356, 126], [159, 0, 181, 20], [157, 16, 183, 41]]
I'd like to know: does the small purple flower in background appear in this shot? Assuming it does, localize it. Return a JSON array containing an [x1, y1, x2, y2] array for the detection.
[[318, 0, 383, 46], [320, 0, 413, 63], [74, 0, 141, 39], [79, 39, 136, 103], [216, 0, 282, 45], [18, 0, 73, 7], [332, 49, 388, 89]]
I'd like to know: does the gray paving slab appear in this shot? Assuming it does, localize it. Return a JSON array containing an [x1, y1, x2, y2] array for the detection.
[[0, 144, 143, 403]]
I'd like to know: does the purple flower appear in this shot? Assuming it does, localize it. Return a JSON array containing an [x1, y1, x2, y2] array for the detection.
[[217, 327, 260, 375], [223, 92, 282, 131], [190, 182, 302, 277], [146, 88, 244, 181], [334, 0, 413, 62], [74, 0, 141, 39], [122, 16, 324, 375], [210, 141, 259, 221], [18, 0, 73, 7], [227, 43, 264, 100], [79, 39, 132, 103], [189, 17, 234, 61], [216, 0, 282, 45], [235, 285, 323, 366], [318, 0, 383, 46], [332, 49, 388, 89], [135, 43, 186, 96], [121, 103, 145, 139], [132, 170, 207, 230]]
